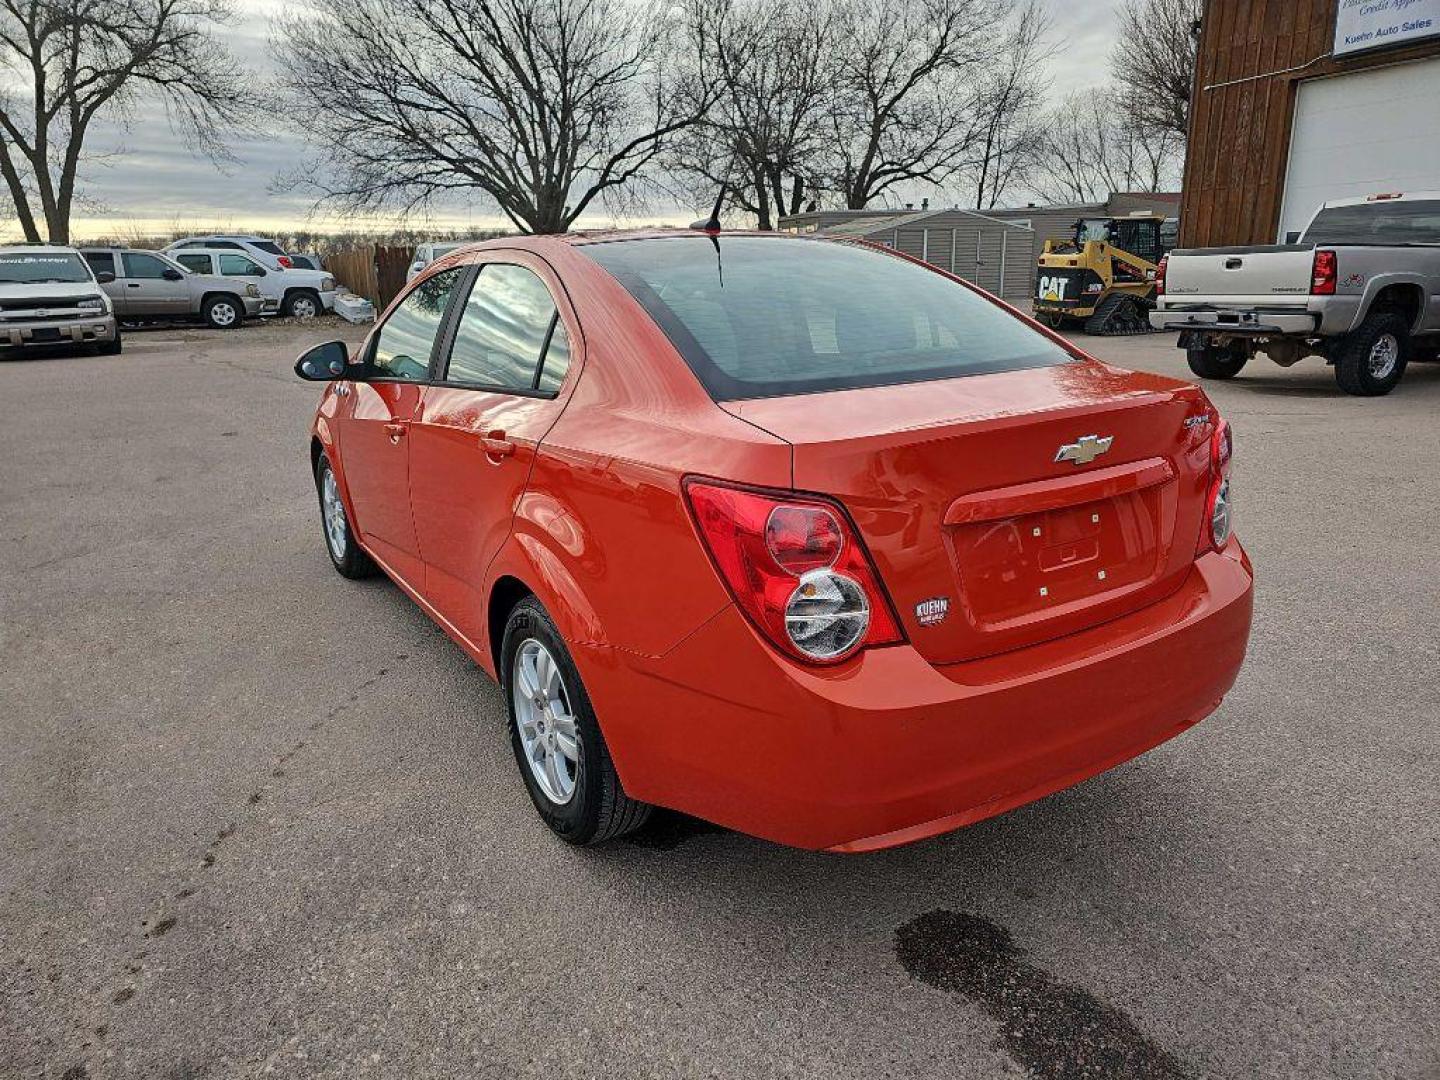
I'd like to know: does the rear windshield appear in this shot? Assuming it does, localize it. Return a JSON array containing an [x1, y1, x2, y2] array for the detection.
[[0, 251, 93, 284], [1303, 200, 1440, 246], [581, 236, 1071, 400]]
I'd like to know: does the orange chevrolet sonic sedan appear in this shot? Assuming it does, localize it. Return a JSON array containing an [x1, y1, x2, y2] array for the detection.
[[295, 232, 1253, 852]]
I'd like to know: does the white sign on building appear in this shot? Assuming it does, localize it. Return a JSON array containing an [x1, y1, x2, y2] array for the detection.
[[1335, 0, 1440, 56]]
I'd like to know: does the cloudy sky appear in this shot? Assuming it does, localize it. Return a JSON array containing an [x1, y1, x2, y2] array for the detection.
[[35, 0, 1122, 239]]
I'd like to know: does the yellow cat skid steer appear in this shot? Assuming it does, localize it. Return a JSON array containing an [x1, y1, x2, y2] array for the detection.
[[1034, 214, 1173, 336]]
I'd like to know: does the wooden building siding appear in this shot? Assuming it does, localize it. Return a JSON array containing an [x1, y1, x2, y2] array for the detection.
[[1182, 0, 1440, 247]]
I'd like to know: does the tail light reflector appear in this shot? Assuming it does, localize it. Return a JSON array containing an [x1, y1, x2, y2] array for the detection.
[[1155, 254, 1168, 296], [1311, 250, 1337, 295], [685, 479, 903, 664]]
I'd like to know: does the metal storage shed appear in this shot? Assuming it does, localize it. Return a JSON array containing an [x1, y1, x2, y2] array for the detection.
[[781, 208, 1037, 307]]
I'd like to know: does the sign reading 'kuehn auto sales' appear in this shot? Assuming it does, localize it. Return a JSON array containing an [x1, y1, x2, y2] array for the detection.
[[1335, 0, 1440, 56]]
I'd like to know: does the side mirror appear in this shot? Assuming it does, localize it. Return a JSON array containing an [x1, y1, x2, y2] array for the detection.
[[253, 266, 267, 277], [294, 340, 350, 381], [95, 271, 115, 284], [162, 268, 185, 281]]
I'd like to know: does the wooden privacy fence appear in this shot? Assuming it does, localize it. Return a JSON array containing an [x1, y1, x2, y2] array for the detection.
[[324, 244, 415, 310]]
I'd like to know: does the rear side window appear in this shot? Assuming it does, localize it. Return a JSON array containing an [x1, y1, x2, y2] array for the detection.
[[1304, 200, 1440, 245], [371, 268, 464, 381], [251, 241, 286, 256], [582, 237, 1070, 400], [442, 263, 567, 392], [174, 254, 211, 273], [84, 252, 116, 275]]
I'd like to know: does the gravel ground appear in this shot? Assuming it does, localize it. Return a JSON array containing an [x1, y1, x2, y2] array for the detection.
[[1, 320, 1436, 1080]]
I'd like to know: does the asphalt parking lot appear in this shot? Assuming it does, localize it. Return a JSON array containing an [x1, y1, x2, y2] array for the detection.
[[2, 322, 1437, 1080]]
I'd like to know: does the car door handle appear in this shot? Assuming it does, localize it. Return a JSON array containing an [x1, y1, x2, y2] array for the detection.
[[126, 283, 141, 288], [480, 433, 516, 459], [384, 422, 406, 442]]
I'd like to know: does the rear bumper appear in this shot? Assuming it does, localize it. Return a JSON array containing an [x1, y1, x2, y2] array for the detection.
[[1, 314, 118, 349], [582, 544, 1253, 851], [1150, 307, 1319, 335]]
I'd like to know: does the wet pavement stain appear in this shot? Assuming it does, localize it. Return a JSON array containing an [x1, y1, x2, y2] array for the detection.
[[895, 910, 1192, 1080]]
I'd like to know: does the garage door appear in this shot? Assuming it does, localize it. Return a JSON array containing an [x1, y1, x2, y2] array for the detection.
[[1277, 56, 1440, 241]]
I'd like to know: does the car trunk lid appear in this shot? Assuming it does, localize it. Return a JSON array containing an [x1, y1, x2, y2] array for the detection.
[[723, 362, 1216, 664]]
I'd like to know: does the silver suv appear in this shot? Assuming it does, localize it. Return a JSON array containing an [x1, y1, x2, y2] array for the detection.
[[0, 245, 121, 355], [80, 248, 264, 329]]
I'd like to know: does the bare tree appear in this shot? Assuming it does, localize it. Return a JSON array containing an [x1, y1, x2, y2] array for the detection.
[[671, 0, 833, 229], [827, 0, 996, 209], [0, 0, 255, 244], [961, 0, 1051, 210], [275, 0, 708, 235], [1029, 92, 1181, 205], [1111, 0, 1201, 143]]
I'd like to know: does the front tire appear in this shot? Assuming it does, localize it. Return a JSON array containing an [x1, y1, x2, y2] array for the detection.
[[203, 295, 243, 330], [314, 454, 375, 579], [1334, 311, 1409, 396], [501, 597, 651, 845], [97, 329, 122, 356], [1187, 341, 1249, 380], [284, 290, 321, 319]]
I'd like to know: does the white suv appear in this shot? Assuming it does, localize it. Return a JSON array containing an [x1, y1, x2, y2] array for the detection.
[[164, 235, 295, 271], [170, 248, 337, 318]]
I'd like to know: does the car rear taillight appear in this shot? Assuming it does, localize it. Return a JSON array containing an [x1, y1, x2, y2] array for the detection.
[[1199, 417, 1233, 554], [277, 255, 293, 269], [1155, 254, 1167, 296], [684, 479, 903, 664], [1311, 250, 1337, 295]]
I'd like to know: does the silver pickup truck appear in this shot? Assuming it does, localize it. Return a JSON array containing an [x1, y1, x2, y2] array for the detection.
[[1151, 193, 1440, 396]]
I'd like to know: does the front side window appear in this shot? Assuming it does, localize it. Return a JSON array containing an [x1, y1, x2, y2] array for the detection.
[[442, 263, 564, 391], [371, 267, 464, 381], [582, 236, 1071, 401], [122, 252, 173, 279], [175, 254, 212, 274], [1303, 200, 1440, 245], [219, 254, 264, 276]]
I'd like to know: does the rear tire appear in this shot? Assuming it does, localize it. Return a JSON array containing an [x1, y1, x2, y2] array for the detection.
[[203, 295, 243, 330], [1187, 341, 1248, 380], [501, 596, 651, 845], [314, 453, 376, 579], [1334, 311, 1409, 396]]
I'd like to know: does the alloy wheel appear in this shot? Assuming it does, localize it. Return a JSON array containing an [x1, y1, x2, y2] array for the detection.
[[512, 639, 580, 805], [212, 302, 237, 327], [291, 296, 319, 318], [320, 467, 347, 559], [1368, 333, 1399, 380]]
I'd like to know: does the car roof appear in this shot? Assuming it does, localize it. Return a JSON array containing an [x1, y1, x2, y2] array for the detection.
[[0, 243, 84, 254], [173, 246, 267, 256], [1322, 191, 1440, 209]]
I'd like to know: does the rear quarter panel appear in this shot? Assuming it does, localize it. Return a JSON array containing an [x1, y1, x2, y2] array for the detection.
[[482, 242, 792, 667]]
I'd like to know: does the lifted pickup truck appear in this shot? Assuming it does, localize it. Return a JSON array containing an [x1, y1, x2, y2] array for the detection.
[[1151, 193, 1440, 396]]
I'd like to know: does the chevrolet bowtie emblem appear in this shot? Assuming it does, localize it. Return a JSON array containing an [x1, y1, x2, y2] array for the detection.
[[1054, 434, 1114, 466]]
